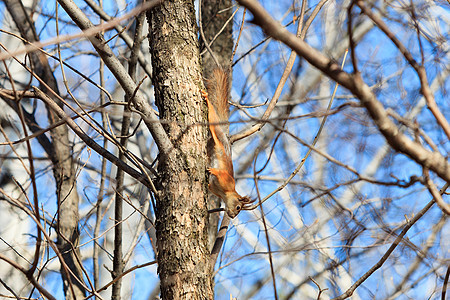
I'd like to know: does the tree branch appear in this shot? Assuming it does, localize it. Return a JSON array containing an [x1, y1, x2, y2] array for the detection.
[[236, 0, 450, 184], [231, 0, 328, 143], [0, 253, 56, 300], [83, 0, 153, 79], [332, 183, 448, 299], [209, 214, 231, 272], [33, 87, 153, 188], [56, 0, 173, 156], [355, 0, 450, 141]]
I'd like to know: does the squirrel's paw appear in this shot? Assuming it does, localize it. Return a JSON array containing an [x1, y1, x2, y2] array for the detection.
[[207, 167, 220, 177]]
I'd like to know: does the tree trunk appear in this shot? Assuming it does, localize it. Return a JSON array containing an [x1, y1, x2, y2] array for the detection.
[[201, 0, 234, 76], [147, 0, 213, 299]]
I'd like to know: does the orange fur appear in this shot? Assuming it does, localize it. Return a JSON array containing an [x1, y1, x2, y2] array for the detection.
[[202, 69, 252, 218]]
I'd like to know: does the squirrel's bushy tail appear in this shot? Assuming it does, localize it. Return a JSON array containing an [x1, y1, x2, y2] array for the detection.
[[207, 68, 230, 123]]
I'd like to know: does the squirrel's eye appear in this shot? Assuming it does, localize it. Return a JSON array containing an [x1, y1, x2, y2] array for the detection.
[[236, 205, 242, 211]]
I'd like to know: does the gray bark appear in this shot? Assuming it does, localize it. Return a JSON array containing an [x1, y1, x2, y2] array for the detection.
[[147, 0, 213, 298]]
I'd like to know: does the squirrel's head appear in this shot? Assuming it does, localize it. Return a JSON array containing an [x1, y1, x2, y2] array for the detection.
[[224, 194, 254, 218], [225, 198, 243, 218]]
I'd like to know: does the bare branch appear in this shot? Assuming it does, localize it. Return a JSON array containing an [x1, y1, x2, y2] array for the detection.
[[231, 0, 328, 143], [236, 0, 450, 184], [56, 0, 173, 155], [332, 183, 449, 299], [0, 253, 56, 300], [33, 87, 153, 188], [355, 0, 450, 140], [83, 0, 153, 79]]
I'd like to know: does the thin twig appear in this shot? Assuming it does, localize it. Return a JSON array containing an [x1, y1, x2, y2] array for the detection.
[[236, 0, 450, 184], [254, 159, 278, 300], [0, 44, 158, 183], [92, 261, 157, 296], [230, 8, 246, 63], [356, 0, 450, 140], [0, 52, 42, 279], [309, 276, 328, 300], [0, 189, 93, 296], [231, 0, 329, 143], [423, 169, 450, 215], [0, 253, 56, 300], [332, 183, 449, 299], [33, 87, 153, 188], [0, 0, 162, 62], [0, 28, 113, 101], [93, 0, 107, 289], [56, 0, 173, 154], [247, 50, 348, 210], [83, 0, 153, 79]]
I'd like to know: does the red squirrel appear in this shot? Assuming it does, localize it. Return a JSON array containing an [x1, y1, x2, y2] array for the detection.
[[201, 69, 252, 218]]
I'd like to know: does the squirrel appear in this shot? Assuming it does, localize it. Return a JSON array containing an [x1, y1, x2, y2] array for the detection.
[[201, 69, 252, 218]]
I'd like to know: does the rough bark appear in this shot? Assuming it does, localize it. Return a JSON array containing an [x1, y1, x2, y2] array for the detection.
[[200, 0, 234, 252], [3, 1, 85, 299], [147, 0, 213, 299], [201, 0, 234, 76]]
